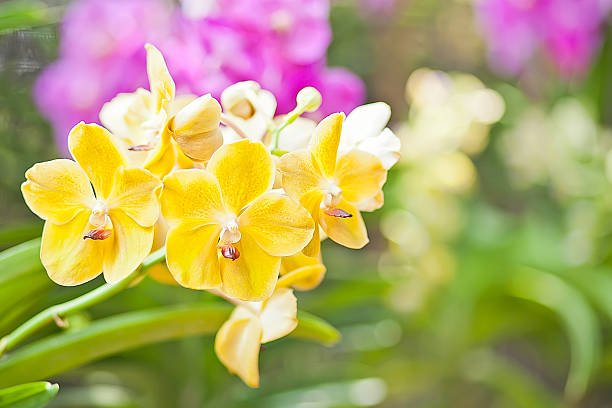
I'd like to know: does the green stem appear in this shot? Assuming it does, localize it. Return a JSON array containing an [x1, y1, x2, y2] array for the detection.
[[0, 248, 166, 357], [270, 106, 305, 153]]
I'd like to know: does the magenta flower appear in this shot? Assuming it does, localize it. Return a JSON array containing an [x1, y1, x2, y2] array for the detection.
[[34, 0, 364, 152], [474, 0, 612, 77]]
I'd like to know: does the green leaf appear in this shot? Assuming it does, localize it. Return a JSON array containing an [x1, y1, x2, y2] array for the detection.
[[0, 223, 42, 248], [462, 350, 563, 408], [507, 267, 601, 402], [0, 239, 52, 335], [294, 311, 341, 345], [0, 304, 339, 387], [0, 381, 58, 408], [0, 238, 42, 285], [566, 268, 612, 322]]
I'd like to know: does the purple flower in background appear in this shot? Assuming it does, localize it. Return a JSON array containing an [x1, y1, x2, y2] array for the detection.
[[34, 0, 364, 152], [474, 0, 612, 77]]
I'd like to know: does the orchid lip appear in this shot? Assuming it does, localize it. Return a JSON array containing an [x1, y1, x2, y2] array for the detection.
[[321, 183, 343, 209], [218, 243, 240, 260], [324, 208, 353, 218], [128, 144, 154, 151], [89, 200, 110, 228], [219, 217, 241, 244], [83, 228, 112, 240]]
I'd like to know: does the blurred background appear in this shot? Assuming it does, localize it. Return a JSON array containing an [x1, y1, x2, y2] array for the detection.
[[3, 0, 612, 406]]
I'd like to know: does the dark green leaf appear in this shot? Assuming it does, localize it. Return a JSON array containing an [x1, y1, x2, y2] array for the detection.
[[507, 268, 600, 402]]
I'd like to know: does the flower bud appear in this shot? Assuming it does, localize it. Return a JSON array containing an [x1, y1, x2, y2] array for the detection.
[[171, 94, 223, 162], [296, 87, 322, 113], [221, 81, 260, 119], [221, 81, 277, 120]]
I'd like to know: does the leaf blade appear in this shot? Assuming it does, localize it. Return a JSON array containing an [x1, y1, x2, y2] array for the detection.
[[0, 381, 58, 408], [0, 304, 339, 387]]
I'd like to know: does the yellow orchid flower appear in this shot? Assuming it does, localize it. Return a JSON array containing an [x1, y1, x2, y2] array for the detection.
[[21, 123, 161, 285], [277, 252, 326, 291], [215, 288, 298, 387], [147, 217, 179, 285], [160, 139, 315, 300], [279, 113, 388, 255], [100, 44, 222, 177]]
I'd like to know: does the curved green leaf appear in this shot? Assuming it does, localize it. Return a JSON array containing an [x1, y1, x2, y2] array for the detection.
[[0, 304, 339, 387], [295, 311, 341, 345], [507, 267, 600, 402], [567, 268, 612, 322], [0, 238, 42, 284], [0, 239, 52, 335], [0, 381, 58, 408]]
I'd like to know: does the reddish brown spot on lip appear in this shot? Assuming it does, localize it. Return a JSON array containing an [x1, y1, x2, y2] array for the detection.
[[128, 144, 154, 151], [218, 244, 240, 260], [83, 229, 112, 240], [324, 208, 353, 218]]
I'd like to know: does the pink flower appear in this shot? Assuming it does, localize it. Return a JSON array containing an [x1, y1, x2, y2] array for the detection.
[[211, 0, 332, 65], [474, 0, 612, 77], [34, 0, 364, 152]]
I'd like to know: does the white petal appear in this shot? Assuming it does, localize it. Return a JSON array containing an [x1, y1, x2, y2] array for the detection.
[[356, 128, 401, 170], [340, 102, 391, 148], [277, 117, 317, 151]]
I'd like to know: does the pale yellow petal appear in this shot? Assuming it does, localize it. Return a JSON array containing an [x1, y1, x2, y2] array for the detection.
[[215, 313, 263, 388], [336, 150, 387, 205], [161, 169, 224, 226], [106, 167, 161, 228], [22, 159, 95, 224], [239, 192, 314, 257], [278, 150, 324, 203], [103, 210, 154, 283], [355, 190, 384, 212], [40, 211, 104, 285], [299, 190, 326, 257], [220, 233, 280, 301], [310, 113, 344, 178], [171, 94, 222, 162], [303, 226, 321, 257], [98, 93, 135, 142], [143, 124, 176, 179], [165, 222, 222, 289], [175, 142, 196, 169], [207, 140, 274, 213], [260, 288, 298, 343], [319, 199, 368, 249], [278, 253, 326, 291], [170, 94, 197, 115], [145, 43, 175, 112], [147, 218, 178, 285], [68, 122, 127, 199]]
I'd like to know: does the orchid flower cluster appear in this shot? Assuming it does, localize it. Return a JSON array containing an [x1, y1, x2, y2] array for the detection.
[[21, 44, 400, 387]]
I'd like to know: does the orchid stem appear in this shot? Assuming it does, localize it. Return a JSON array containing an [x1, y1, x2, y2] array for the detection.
[[220, 113, 248, 140], [270, 106, 304, 153], [0, 248, 166, 357]]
